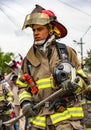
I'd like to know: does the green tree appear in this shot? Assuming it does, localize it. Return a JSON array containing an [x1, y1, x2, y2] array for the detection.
[[0, 48, 14, 74], [84, 49, 91, 71]]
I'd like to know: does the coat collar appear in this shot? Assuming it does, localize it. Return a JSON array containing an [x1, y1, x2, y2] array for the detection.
[[26, 45, 40, 67], [26, 36, 56, 67]]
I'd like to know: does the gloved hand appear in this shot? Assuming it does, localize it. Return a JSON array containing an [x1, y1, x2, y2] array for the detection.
[[49, 97, 67, 112], [61, 76, 83, 94], [61, 79, 78, 93], [22, 101, 37, 118]]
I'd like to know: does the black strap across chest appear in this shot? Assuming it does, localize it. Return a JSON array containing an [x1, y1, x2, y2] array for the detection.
[[26, 42, 69, 74]]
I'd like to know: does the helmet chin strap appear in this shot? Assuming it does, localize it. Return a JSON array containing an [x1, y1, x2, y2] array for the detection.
[[34, 35, 50, 46], [34, 39, 46, 46], [34, 35, 55, 53], [34, 38, 49, 53]]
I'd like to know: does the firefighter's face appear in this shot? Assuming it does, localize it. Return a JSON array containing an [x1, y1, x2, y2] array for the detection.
[[32, 24, 49, 41]]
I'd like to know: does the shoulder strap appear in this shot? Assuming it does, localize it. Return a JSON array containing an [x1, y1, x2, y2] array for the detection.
[[55, 42, 69, 60], [26, 42, 68, 75], [26, 59, 32, 75]]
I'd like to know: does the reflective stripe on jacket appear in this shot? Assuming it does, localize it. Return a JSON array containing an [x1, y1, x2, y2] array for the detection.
[[0, 96, 5, 101], [29, 107, 84, 128], [36, 78, 52, 89], [81, 99, 91, 105], [19, 90, 32, 102], [18, 77, 52, 102], [20, 40, 86, 128], [50, 107, 84, 124], [27, 78, 84, 128]]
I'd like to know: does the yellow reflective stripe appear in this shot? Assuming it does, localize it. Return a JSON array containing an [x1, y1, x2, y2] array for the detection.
[[76, 69, 87, 78], [81, 100, 85, 104], [19, 90, 31, 102], [16, 75, 28, 87], [36, 78, 51, 84], [78, 78, 83, 87], [88, 84, 91, 88], [85, 128, 91, 130], [81, 99, 91, 104], [74, 78, 82, 93], [7, 97, 13, 102], [36, 78, 52, 89], [16, 80, 27, 87], [29, 116, 46, 127], [7, 92, 13, 96], [50, 107, 83, 124], [38, 83, 51, 89], [0, 96, 5, 100], [50, 110, 71, 124], [86, 100, 91, 104], [68, 107, 84, 117], [16, 80, 27, 88]]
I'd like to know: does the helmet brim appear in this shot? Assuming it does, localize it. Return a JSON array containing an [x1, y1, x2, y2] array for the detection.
[[52, 21, 67, 38], [22, 4, 67, 38]]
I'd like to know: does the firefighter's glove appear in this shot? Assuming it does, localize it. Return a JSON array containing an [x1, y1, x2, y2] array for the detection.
[[61, 79, 78, 93], [22, 101, 37, 118], [84, 84, 91, 100], [49, 97, 67, 112]]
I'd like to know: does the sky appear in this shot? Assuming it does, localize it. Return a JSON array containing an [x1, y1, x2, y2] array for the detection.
[[0, 0, 91, 61]]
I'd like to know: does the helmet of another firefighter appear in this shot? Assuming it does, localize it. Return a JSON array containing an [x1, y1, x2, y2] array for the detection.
[[22, 4, 67, 39]]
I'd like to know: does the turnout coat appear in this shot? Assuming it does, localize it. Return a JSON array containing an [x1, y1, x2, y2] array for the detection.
[[18, 39, 88, 129]]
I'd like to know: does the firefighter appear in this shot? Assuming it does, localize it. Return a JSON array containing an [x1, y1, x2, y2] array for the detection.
[[10, 73, 26, 130], [0, 74, 14, 130], [16, 5, 89, 130]]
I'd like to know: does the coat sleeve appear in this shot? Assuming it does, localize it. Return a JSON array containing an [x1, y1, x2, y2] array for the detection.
[[67, 45, 90, 89]]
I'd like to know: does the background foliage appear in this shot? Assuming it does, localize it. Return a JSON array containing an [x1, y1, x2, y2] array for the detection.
[[83, 49, 91, 72], [0, 48, 14, 74]]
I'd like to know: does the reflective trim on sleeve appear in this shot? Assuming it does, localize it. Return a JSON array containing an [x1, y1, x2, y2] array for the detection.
[[19, 90, 31, 102], [85, 128, 91, 130], [36, 78, 52, 89], [7, 92, 13, 97], [74, 78, 83, 94], [50, 109, 71, 124], [81, 99, 91, 105], [7, 97, 13, 102], [0, 96, 5, 101], [29, 116, 46, 127], [50, 107, 84, 124], [76, 69, 87, 78], [16, 75, 28, 88], [68, 107, 84, 117]]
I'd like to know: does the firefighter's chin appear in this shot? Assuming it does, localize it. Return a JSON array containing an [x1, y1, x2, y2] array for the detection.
[[34, 39, 46, 45]]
